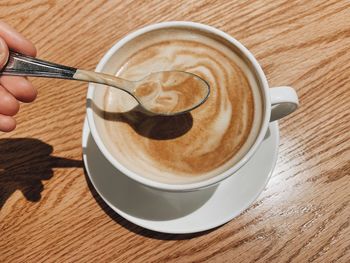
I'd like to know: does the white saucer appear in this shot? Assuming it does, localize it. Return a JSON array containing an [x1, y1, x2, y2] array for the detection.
[[83, 119, 279, 234]]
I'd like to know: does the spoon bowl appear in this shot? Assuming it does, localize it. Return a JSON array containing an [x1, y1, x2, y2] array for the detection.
[[132, 71, 210, 115]]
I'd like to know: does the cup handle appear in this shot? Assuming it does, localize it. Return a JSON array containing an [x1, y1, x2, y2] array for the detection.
[[270, 86, 299, 122]]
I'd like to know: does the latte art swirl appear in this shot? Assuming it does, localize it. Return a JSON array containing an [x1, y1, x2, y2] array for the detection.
[[101, 29, 262, 183]]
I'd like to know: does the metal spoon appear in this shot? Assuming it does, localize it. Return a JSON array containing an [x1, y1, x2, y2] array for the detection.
[[1, 51, 210, 115]]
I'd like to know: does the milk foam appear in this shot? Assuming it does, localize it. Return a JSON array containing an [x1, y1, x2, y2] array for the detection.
[[100, 28, 263, 184]]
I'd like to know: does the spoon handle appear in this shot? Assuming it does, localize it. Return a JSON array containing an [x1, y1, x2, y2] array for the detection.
[[0, 51, 135, 93], [0, 51, 77, 79]]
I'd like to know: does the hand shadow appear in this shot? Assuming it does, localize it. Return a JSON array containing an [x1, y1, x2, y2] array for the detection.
[[0, 138, 83, 210], [87, 99, 193, 140]]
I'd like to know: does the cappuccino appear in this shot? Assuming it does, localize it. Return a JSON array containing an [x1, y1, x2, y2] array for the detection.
[[98, 28, 263, 184]]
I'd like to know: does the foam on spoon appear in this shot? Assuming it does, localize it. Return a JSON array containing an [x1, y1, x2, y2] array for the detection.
[[134, 71, 209, 115]]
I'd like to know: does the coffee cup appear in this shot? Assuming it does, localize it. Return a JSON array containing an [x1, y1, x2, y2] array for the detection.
[[86, 21, 298, 192]]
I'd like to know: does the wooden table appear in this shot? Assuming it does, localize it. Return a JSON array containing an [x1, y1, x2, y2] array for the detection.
[[1, 1, 349, 262]]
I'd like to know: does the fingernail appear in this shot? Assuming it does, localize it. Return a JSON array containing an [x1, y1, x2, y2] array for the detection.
[[0, 37, 9, 68]]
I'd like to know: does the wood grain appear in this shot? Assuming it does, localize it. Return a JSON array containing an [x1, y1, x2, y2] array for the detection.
[[0, 0, 349, 262]]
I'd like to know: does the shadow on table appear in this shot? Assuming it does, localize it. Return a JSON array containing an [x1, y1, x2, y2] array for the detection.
[[84, 168, 217, 240], [0, 138, 83, 210]]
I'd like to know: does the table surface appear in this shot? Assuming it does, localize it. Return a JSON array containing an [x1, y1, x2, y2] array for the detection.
[[1, 1, 349, 262]]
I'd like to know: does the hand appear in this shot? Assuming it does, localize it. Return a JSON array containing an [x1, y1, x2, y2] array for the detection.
[[0, 21, 37, 132]]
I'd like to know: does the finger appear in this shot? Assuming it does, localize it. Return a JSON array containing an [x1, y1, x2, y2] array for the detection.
[[0, 21, 36, 56], [0, 36, 9, 68], [0, 84, 20, 116], [0, 114, 16, 132], [0, 76, 37, 102]]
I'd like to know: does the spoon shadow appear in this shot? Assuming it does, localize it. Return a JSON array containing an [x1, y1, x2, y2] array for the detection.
[[87, 99, 193, 140]]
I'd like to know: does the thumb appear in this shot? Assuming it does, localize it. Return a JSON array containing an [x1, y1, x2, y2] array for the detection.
[[0, 36, 9, 69]]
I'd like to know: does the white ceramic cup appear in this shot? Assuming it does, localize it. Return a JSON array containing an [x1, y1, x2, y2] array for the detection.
[[86, 21, 299, 192]]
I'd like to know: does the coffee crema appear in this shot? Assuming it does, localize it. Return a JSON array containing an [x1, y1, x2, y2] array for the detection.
[[98, 28, 263, 184]]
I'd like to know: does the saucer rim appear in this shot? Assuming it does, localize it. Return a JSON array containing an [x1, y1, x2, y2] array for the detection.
[[82, 119, 279, 234]]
